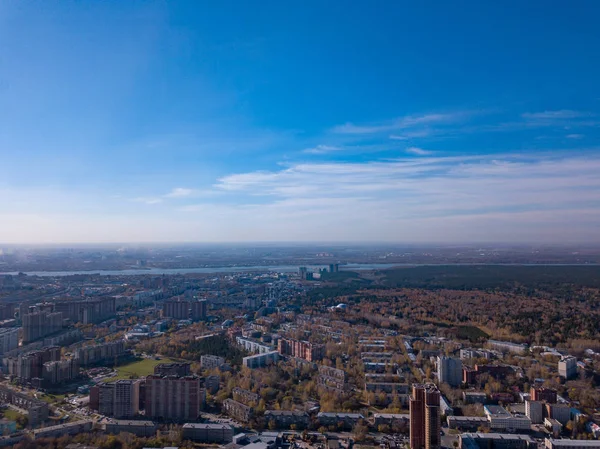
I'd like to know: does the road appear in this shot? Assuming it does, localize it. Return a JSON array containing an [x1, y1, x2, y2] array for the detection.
[[441, 427, 459, 449]]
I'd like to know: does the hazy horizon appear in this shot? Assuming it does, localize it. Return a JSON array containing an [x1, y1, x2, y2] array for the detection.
[[1, 2, 599, 243]]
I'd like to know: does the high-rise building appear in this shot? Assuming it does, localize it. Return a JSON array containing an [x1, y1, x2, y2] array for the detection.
[[74, 340, 127, 366], [145, 375, 205, 421], [525, 400, 543, 424], [153, 363, 190, 377], [92, 380, 140, 418], [22, 311, 63, 343], [114, 380, 141, 419], [437, 356, 463, 387], [410, 384, 440, 449], [558, 356, 577, 380], [3, 346, 61, 381], [530, 386, 557, 404], [277, 338, 325, 361], [162, 300, 190, 320], [42, 359, 79, 386], [0, 328, 19, 355], [54, 297, 116, 324], [190, 300, 207, 321]]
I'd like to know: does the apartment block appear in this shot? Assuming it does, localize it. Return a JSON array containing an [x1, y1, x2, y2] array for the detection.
[[74, 340, 127, 367], [264, 410, 309, 429], [43, 358, 79, 386], [0, 328, 19, 356], [182, 423, 233, 443], [558, 356, 577, 380], [22, 311, 63, 343], [410, 383, 440, 449], [232, 387, 260, 405], [153, 362, 191, 377], [243, 351, 280, 368], [525, 400, 543, 424], [318, 365, 349, 393], [277, 338, 325, 361], [223, 398, 254, 422], [145, 375, 205, 421], [437, 356, 463, 387], [201, 355, 225, 370], [531, 386, 557, 404]]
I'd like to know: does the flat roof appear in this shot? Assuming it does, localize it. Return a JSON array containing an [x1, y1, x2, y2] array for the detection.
[[547, 439, 600, 447], [462, 433, 533, 442], [183, 423, 233, 429]]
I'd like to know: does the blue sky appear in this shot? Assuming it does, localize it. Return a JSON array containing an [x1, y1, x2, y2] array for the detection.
[[1, 1, 599, 243]]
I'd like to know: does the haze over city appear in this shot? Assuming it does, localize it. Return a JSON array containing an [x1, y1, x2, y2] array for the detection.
[[1, 2, 600, 243]]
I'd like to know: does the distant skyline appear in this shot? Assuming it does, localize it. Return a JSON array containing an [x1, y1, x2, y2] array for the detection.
[[1, 2, 599, 243]]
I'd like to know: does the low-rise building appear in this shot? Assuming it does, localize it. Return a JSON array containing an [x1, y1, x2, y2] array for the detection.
[[545, 440, 600, 449], [264, 410, 309, 429], [105, 420, 157, 437], [463, 391, 488, 404], [317, 412, 364, 429], [201, 355, 226, 370], [233, 387, 260, 406], [447, 416, 489, 431], [33, 420, 93, 439], [460, 433, 536, 449], [373, 413, 409, 427], [243, 351, 280, 369], [484, 405, 531, 431], [182, 423, 234, 443], [223, 399, 253, 423]]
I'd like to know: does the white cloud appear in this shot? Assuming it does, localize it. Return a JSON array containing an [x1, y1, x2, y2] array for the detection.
[[131, 197, 163, 205], [522, 110, 590, 120], [405, 147, 432, 156], [302, 144, 341, 154], [164, 187, 194, 198], [566, 134, 584, 139], [332, 111, 472, 135]]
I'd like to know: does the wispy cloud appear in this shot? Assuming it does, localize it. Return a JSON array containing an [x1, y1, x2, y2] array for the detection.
[[405, 146, 432, 156], [566, 134, 584, 139], [164, 187, 194, 198], [522, 110, 590, 120], [131, 197, 163, 205], [331, 111, 473, 135], [302, 144, 342, 154]]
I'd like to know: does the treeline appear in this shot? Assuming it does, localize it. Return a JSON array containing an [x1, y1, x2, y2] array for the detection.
[[381, 265, 600, 293]]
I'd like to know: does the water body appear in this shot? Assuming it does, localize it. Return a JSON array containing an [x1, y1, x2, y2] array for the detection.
[[0, 263, 402, 277], [0, 262, 597, 277]]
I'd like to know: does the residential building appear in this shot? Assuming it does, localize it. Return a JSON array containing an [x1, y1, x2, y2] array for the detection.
[[42, 358, 79, 386], [205, 375, 220, 394], [53, 297, 115, 324], [410, 383, 440, 449], [190, 299, 208, 321], [32, 420, 93, 439], [0, 386, 49, 427], [0, 328, 19, 356], [233, 387, 260, 406], [3, 346, 61, 381], [277, 338, 325, 361], [243, 351, 280, 368], [74, 340, 127, 366], [92, 380, 140, 418], [525, 400, 543, 424], [487, 340, 528, 354], [318, 365, 349, 392], [460, 433, 536, 449], [558, 356, 577, 380], [105, 420, 157, 437], [545, 440, 600, 449], [182, 423, 234, 443], [531, 387, 557, 404], [223, 399, 253, 422], [236, 337, 273, 354], [22, 311, 63, 343], [546, 403, 570, 425], [145, 375, 205, 421], [484, 405, 531, 431], [264, 410, 309, 429], [463, 392, 487, 404], [447, 416, 489, 431], [201, 355, 225, 370], [317, 412, 364, 429], [154, 362, 190, 377], [162, 300, 190, 320], [373, 413, 410, 427], [460, 349, 492, 360], [437, 356, 462, 387]]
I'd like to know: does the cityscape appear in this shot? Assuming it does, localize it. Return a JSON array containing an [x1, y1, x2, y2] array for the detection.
[[1, 1, 600, 449]]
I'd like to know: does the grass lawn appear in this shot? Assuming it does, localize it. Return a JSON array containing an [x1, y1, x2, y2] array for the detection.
[[39, 393, 66, 404], [2, 408, 25, 421], [104, 357, 177, 381]]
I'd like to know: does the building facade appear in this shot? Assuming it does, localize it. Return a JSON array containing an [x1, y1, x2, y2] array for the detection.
[[145, 375, 204, 421], [437, 356, 463, 387], [410, 384, 441, 449]]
